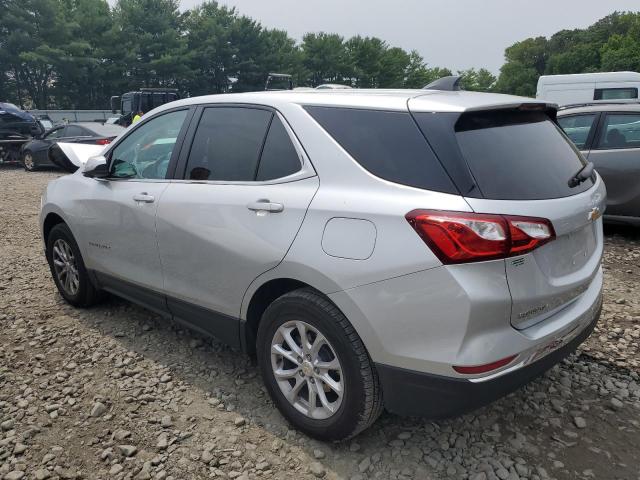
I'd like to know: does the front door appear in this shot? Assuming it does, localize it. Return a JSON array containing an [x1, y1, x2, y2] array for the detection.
[[80, 108, 190, 311], [156, 107, 318, 345]]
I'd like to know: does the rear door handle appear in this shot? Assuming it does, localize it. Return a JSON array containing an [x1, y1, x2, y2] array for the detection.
[[133, 193, 155, 203], [247, 200, 284, 213]]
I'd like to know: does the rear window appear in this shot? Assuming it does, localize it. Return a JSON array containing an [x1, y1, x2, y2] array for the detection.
[[594, 88, 638, 101], [414, 110, 594, 200], [304, 106, 457, 194]]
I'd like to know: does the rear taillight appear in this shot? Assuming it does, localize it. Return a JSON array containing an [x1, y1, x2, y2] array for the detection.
[[406, 210, 555, 264], [96, 138, 111, 145]]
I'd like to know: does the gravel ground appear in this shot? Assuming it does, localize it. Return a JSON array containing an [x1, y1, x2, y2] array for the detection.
[[1, 166, 639, 480]]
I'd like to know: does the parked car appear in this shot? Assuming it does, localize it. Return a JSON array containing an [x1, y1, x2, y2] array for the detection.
[[537, 71, 640, 106], [21, 122, 124, 171], [41, 89, 605, 440], [558, 103, 640, 225], [0, 102, 43, 165]]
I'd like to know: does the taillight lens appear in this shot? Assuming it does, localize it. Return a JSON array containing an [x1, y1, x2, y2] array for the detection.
[[96, 138, 111, 145], [406, 210, 555, 264]]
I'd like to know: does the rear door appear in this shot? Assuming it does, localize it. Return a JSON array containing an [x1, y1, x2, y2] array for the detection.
[[411, 106, 606, 329], [156, 106, 318, 345], [588, 112, 640, 217]]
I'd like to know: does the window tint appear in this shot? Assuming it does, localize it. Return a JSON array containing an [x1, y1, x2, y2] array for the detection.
[[185, 107, 272, 181], [65, 125, 88, 137], [256, 116, 301, 181], [441, 110, 592, 200], [110, 109, 187, 180], [304, 106, 457, 193], [594, 88, 638, 101], [557, 114, 597, 149], [596, 113, 640, 150]]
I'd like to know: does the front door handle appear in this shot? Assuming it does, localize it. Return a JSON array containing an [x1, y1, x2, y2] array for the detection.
[[247, 200, 284, 213], [133, 193, 155, 203]]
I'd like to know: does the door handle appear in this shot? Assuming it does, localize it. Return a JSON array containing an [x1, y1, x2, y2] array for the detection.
[[247, 200, 284, 213], [133, 193, 155, 203]]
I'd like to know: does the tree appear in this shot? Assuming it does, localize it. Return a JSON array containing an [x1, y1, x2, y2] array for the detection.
[[458, 68, 496, 92], [403, 50, 452, 88], [300, 32, 348, 86]]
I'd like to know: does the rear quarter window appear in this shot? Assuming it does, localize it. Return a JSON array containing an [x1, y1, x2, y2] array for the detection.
[[304, 106, 457, 194]]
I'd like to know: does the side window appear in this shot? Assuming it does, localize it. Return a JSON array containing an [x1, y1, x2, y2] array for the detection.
[[594, 88, 638, 101], [45, 128, 64, 139], [256, 115, 301, 181], [557, 114, 597, 150], [65, 125, 87, 137], [185, 107, 272, 181], [305, 106, 456, 193], [596, 113, 640, 150], [109, 109, 188, 179]]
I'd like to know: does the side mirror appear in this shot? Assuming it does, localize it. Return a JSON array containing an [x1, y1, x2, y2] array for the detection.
[[83, 155, 109, 179]]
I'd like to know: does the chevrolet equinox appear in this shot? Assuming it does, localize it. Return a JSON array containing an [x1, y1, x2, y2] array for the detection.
[[40, 89, 605, 440]]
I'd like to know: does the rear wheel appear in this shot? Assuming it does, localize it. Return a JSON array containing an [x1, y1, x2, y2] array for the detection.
[[257, 288, 383, 440], [23, 151, 36, 171], [46, 223, 103, 307]]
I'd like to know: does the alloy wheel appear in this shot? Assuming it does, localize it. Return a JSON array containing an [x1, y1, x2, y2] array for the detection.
[[23, 153, 34, 171], [52, 239, 80, 296], [270, 320, 344, 419]]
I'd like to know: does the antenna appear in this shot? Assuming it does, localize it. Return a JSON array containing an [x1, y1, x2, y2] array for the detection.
[[423, 76, 462, 91]]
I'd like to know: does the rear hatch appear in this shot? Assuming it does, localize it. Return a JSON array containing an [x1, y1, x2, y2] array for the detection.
[[410, 103, 606, 329]]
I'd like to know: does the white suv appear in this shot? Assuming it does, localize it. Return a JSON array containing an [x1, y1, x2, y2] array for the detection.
[[41, 89, 605, 440]]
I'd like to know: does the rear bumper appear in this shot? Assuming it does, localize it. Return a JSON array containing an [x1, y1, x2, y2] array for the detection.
[[377, 299, 601, 417]]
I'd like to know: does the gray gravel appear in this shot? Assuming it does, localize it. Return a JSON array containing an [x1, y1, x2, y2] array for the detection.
[[1, 167, 639, 480]]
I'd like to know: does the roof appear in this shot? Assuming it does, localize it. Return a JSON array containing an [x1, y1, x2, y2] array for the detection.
[[557, 103, 640, 115], [159, 89, 555, 114], [538, 71, 640, 84]]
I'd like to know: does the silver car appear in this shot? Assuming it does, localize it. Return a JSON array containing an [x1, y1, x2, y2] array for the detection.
[[40, 90, 605, 440], [558, 103, 640, 225]]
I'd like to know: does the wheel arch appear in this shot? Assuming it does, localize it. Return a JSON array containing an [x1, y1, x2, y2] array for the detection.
[[242, 278, 317, 355], [43, 212, 66, 246]]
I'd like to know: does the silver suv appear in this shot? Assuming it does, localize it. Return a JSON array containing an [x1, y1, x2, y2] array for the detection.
[[41, 89, 605, 440]]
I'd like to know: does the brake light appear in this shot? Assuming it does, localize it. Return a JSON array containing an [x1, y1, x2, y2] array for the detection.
[[406, 210, 555, 264], [96, 138, 111, 145]]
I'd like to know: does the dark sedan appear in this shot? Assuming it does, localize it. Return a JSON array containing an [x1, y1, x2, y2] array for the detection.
[[21, 122, 124, 171]]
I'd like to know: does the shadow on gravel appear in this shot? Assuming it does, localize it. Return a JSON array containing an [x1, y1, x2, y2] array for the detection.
[[65, 290, 640, 480]]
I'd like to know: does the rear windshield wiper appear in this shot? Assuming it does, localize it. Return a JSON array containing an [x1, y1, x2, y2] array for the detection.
[[568, 162, 594, 188]]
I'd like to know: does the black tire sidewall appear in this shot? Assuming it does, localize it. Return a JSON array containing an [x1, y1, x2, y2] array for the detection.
[[257, 292, 369, 441], [46, 224, 91, 306]]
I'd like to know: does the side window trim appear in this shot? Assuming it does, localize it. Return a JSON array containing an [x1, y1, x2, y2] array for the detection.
[[175, 103, 314, 185], [593, 112, 640, 151], [104, 106, 195, 181]]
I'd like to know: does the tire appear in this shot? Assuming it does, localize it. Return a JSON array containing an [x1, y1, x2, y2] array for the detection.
[[23, 150, 37, 171], [257, 288, 383, 441], [46, 223, 103, 307]]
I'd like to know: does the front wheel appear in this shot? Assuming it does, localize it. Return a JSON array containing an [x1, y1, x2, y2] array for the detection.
[[23, 151, 36, 171], [257, 289, 383, 441], [46, 223, 103, 307]]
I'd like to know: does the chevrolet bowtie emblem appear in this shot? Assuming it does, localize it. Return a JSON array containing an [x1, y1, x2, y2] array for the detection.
[[588, 207, 602, 222]]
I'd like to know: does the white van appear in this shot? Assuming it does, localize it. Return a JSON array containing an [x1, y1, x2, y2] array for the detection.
[[536, 72, 640, 106]]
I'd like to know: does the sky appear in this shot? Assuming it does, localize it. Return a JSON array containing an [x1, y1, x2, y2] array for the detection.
[[169, 0, 640, 73]]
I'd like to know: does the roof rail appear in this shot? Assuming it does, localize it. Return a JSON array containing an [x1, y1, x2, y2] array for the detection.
[[423, 76, 462, 91], [558, 101, 640, 110]]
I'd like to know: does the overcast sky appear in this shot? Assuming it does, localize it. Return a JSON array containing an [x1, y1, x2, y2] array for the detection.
[[170, 0, 639, 73]]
